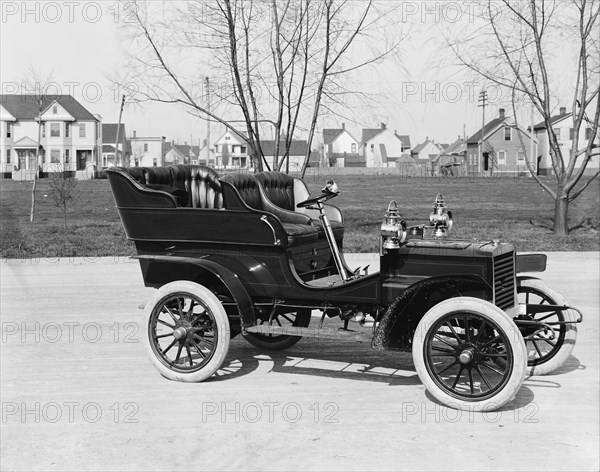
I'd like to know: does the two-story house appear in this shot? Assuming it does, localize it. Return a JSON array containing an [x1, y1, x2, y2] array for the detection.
[[1, 94, 101, 179], [214, 129, 252, 169], [532, 106, 599, 176], [261, 139, 310, 171], [129, 131, 166, 167], [466, 108, 538, 176], [360, 123, 409, 167], [323, 123, 359, 167], [102, 123, 131, 168]]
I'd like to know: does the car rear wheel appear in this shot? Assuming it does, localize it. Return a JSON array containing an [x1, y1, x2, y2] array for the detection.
[[517, 278, 578, 376], [242, 309, 311, 350], [412, 297, 527, 411], [142, 281, 230, 382]]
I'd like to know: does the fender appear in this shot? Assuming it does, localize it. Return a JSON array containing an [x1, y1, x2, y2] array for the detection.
[[516, 253, 547, 273], [372, 274, 492, 352], [136, 255, 255, 327]]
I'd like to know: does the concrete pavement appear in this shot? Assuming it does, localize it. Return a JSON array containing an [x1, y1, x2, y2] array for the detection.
[[0, 253, 598, 471]]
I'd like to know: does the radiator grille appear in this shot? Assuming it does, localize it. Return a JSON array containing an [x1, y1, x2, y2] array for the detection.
[[493, 252, 515, 310]]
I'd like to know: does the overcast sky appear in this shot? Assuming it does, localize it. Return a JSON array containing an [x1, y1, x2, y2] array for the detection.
[[0, 1, 579, 146]]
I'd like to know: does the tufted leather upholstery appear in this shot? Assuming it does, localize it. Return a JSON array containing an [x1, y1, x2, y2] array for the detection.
[[255, 171, 344, 242], [220, 173, 262, 210], [254, 171, 296, 210], [120, 165, 223, 209], [221, 172, 318, 245], [171, 165, 223, 209]]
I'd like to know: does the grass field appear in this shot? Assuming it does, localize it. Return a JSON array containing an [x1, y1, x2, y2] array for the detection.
[[1, 173, 598, 259]]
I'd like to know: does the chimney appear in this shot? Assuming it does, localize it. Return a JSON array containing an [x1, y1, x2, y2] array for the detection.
[[133, 130, 137, 138], [560, 106, 566, 115], [381, 122, 386, 129], [171, 140, 174, 146], [499, 108, 505, 119], [342, 123, 345, 130]]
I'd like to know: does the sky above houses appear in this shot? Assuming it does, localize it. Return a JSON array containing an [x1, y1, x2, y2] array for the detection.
[[0, 1, 582, 146]]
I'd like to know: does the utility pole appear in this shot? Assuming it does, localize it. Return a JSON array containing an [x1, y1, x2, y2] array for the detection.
[[530, 101, 536, 175], [205, 77, 210, 166], [115, 94, 125, 166], [478, 90, 487, 175]]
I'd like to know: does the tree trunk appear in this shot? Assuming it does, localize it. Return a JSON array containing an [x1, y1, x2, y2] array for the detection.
[[553, 195, 569, 236], [30, 177, 37, 223]]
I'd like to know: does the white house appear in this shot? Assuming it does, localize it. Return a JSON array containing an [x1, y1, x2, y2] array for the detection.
[[411, 137, 445, 174], [214, 129, 251, 168], [1, 94, 101, 178], [164, 141, 202, 166], [533, 106, 599, 175], [129, 131, 166, 167], [360, 123, 409, 167], [102, 123, 130, 168], [323, 123, 359, 167]]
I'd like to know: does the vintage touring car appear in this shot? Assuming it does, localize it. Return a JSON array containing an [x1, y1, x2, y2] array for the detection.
[[107, 164, 582, 411]]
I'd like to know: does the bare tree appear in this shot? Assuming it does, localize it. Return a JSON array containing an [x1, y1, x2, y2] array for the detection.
[[48, 172, 77, 230], [117, 0, 403, 175], [22, 68, 54, 223], [443, 0, 599, 235]]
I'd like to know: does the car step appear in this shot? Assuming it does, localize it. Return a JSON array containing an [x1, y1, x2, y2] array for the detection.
[[245, 325, 371, 342]]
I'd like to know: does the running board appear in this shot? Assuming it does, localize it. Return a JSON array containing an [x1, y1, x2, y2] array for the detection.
[[245, 325, 371, 343]]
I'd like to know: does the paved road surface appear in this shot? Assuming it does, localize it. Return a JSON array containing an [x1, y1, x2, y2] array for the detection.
[[1, 253, 598, 471]]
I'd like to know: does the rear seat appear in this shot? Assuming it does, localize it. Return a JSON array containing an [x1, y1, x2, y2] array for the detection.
[[120, 165, 222, 209]]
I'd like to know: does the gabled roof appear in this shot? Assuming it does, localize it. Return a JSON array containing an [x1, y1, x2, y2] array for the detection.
[[412, 139, 442, 155], [0, 95, 98, 121], [361, 128, 384, 143], [13, 136, 39, 148], [323, 128, 344, 145], [395, 134, 411, 148], [260, 140, 308, 156], [167, 143, 201, 157], [466, 117, 505, 144], [533, 112, 571, 130], [102, 124, 126, 143]]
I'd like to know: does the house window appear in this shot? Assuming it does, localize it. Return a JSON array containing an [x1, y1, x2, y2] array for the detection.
[[370, 144, 374, 151], [241, 146, 247, 154], [553, 127, 560, 140], [65, 149, 70, 163], [585, 128, 592, 140], [52, 105, 57, 114], [6, 149, 10, 163], [504, 126, 511, 141], [6, 122, 11, 138], [144, 143, 148, 152], [569, 128, 575, 140], [351, 143, 356, 153], [225, 136, 230, 140], [42, 123, 46, 138], [50, 149, 60, 163], [153, 158, 157, 166], [498, 150, 506, 165], [50, 123, 60, 137], [517, 150, 525, 162], [65, 123, 70, 138], [79, 123, 86, 137]]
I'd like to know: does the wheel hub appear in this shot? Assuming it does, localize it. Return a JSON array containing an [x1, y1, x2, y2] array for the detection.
[[458, 347, 475, 364], [173, 327, 188, 340]]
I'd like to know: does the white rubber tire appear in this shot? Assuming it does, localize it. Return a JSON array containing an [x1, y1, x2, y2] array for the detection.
[[517, 278, 578, 376], [142, 281, 230, 382], [412, 297, 527, 412]]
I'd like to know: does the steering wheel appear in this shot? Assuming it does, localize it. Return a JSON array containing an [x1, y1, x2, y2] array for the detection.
[[296, 180, 340, 209]]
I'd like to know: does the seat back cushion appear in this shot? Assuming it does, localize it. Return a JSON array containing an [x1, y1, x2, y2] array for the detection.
[[143, 166, 173, 186], [171, 165, 223, 209], [220, 173, 262, 210], [254, 171, 295, 211]]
